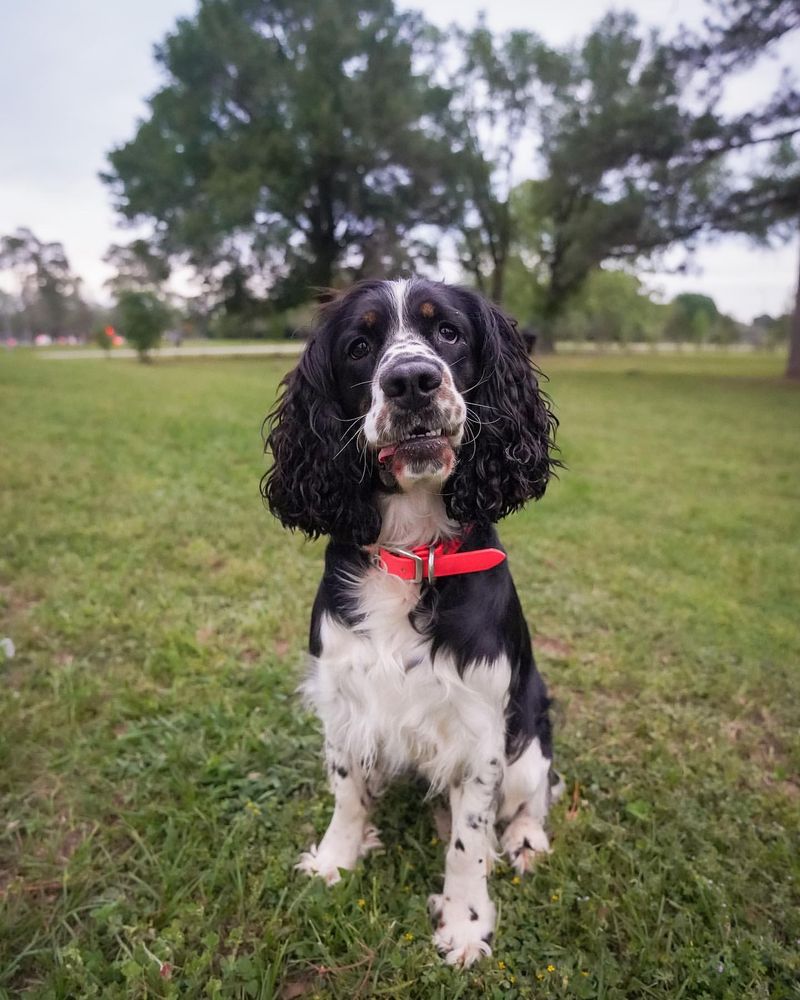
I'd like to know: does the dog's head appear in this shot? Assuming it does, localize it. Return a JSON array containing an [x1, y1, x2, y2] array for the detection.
[[262, 279, 558, 544]]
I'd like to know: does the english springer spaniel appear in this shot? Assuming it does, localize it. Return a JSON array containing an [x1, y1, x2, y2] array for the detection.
[[262, 278, 561, 967]]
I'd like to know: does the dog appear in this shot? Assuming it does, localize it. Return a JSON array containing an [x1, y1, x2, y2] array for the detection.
[[262, 278, 561, 967]]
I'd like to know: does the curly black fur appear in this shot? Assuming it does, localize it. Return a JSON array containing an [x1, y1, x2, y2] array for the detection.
[[445, 289, 559, 526], [261, 330, 381, 545]]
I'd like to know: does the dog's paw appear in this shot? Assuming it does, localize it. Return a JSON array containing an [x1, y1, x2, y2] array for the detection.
[[296, 824, 382, 885], [501, 816, 550, 875], [358, 823, 383, 857], [428, 892, 496, 967], [295, 843, 344, 885]]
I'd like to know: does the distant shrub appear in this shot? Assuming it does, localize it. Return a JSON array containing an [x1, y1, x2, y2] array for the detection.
[[114, 291, 172, 361]]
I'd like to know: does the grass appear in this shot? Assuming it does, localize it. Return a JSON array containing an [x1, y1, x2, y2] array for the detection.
[[1, 349, 798, 999]]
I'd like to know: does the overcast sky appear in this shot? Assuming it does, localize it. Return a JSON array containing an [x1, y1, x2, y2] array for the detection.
[[1, 0, 797, 321]]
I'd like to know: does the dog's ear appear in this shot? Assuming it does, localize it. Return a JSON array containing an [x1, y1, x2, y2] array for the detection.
[[261, 334, 381, 545], [447, 292, 559, 524]]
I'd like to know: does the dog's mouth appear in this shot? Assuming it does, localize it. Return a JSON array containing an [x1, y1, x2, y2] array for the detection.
[[377, 425, 448, 464], [376, 423, 460, 483]]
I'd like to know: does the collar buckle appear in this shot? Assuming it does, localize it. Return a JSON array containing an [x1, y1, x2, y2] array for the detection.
[[381, 545, 437, 584]]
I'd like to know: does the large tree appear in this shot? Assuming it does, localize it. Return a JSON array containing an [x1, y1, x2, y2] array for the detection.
[[506, 7, 799, 355], [684, 0, 800, 377], [103, 0, 460, 312]]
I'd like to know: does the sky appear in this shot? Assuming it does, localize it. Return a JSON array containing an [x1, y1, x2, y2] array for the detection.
[[0, 0, 797, 322]]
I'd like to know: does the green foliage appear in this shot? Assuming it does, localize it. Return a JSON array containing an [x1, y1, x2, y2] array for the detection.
[[751, 312, 792, 346], [103, 239, 170, 296], [1, 350, 799, 995], [449, 22, 555, 302], [552, 269, 668, 343], [664, 293, 718, 344], [0, 227, 93, 338], [114, 291, 173, 361], [99, 1, 799, 362], [103, 0, 460, 310]]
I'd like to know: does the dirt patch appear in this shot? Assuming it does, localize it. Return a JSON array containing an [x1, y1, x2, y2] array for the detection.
[[535, 634, 574, 659]]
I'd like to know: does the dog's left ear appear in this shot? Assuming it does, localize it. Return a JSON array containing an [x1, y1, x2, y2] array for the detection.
[[261, 334, 381, 545], [447, 292, 559, 525]]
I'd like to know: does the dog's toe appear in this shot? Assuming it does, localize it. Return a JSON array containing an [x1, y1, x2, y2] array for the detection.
[[359, 824, 383, 857], [295, 845, 343, 885], [502, 816, 551, 875]]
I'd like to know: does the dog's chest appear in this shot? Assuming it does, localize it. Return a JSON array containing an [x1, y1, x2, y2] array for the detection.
[[305, 568, 509, 782]]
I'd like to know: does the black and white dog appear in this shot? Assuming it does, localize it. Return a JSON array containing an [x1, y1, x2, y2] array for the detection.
[[263, 278, 561, 967]]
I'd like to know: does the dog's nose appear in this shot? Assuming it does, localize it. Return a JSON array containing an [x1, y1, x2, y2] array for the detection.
[[380, 361, 443, 411]]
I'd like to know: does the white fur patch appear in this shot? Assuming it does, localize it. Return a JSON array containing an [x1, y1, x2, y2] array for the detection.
[[302, 569, 512, 792], [376, 489, 459, 548]]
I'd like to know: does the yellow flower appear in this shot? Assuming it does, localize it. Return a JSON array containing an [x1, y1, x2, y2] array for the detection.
[[244, 799, 261, 816], [547, 964, 556, 973], [430, 836, 439, 845], [581, 971, 589, 978], [551, 893, 560, 902], [403, 932, 414, 942], [512, 875, 521, 885], [357, 898, 366, 908], [536, 971, 545, 980], [497, 960, 506, 970], [509, 975, 516, 984]]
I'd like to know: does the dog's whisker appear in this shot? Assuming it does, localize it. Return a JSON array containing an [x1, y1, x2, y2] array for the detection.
[[333, 419, 365, 459]]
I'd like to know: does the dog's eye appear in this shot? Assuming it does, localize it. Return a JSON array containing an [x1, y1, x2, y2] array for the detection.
[[437, 323, 459, 345], [347, 337, 371, 360]]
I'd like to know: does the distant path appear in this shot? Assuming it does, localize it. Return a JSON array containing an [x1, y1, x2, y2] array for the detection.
[[40, 342, 306, 360]]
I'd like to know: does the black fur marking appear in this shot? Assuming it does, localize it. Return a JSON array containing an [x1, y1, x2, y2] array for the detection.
[[336, 766, 348, 778], [454, 838, 465, 851], [467, 814, 480, 830], [469, 907, 479, 921], [482, 932, 493, 945], [522, 837, 533, 850]]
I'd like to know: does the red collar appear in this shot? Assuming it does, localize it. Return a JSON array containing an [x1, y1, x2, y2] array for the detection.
[[377, 536, 506, 584]]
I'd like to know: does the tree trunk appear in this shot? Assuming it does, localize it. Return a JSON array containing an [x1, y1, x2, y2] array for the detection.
[[786, 238, 800, 379], [489, 260, 505, 305]]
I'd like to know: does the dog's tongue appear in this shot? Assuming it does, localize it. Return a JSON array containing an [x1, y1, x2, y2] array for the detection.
[[378, 444, 398, 464]]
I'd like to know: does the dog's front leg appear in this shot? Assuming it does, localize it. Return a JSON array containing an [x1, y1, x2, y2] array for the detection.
[[429, 756, 502, 967], [296, 742, 383, 885]]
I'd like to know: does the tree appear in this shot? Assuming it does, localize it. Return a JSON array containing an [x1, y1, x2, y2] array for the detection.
[[504, 7, 798, 356], [682, 0, 800, 377], [103, 0, 460, 315], [114, 291, 172, 361], [663, 293, 719, 343], [447, 22, 560, 303], [0, 227, 89, 338]]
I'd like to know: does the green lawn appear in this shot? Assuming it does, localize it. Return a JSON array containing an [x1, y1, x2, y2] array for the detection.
[[1, 350, 798, 999]]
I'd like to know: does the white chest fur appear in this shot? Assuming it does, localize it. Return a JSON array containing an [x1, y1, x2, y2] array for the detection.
[[302, 566, 510, 791]]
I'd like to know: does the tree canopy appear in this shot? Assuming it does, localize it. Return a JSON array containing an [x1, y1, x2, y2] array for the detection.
[[98, 0, 800, 370], [103, 0, 462, 311]]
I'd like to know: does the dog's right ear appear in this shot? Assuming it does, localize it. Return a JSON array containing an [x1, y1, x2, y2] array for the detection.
[[261, 334, 381, 545]]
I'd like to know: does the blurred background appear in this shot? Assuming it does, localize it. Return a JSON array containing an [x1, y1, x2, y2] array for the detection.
[[1, 0, 798, 369]]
